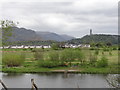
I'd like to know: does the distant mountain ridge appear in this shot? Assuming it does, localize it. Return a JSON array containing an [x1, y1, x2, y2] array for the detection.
[[36, 31, 74, 41], [7, 27, 75, 42]]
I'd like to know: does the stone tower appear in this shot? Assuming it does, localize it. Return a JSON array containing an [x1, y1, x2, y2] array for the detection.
[[90, 29, 92, 35]]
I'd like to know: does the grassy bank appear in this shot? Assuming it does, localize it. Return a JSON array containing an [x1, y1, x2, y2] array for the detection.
[[1, 48, 119, 74], [2, 65, 119, 74]]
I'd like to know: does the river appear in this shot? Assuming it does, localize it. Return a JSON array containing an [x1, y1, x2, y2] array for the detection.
[[0, 73, 113, 88]]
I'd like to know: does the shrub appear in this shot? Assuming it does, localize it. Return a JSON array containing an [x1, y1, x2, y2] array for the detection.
[[38, 60, 60, 68], [51, 43, 60, 50], [34, 51, 44, 60], [74, 50, 85, 65], [102, 51, 104, 55], [48, 51, 59, 61], [118, 47, 120, 50], [23, 48, 27, 51], [2, 52, 25, 67], [60, 49, 85, 66], [37, 51, 61, 68], [89, 47, 96, 50], [60, 49, 76, 66], [103, 48, 109, 51], [113, 47, 117, 50], [32, 48, 43, 52], [89, 53, 97, 66], [94, 50, 99, 55], [96, 56, 108, 68], [109, 51, 112, 56]]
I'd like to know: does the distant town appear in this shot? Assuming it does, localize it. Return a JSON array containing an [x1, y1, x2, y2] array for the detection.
[[0, 44, 90, 49]]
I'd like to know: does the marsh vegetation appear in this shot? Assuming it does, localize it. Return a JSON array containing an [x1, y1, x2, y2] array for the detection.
[[1, 46, 119, 74]]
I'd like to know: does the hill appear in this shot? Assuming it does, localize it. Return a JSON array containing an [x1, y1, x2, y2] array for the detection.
[[36, 31, 75, 41], [7, 27, 41, 42], [68, 34, 119, 45], [6, 27, 75, 42]]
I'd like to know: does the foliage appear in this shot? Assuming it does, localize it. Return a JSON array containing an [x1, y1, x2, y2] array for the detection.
[[68, 34, 119, 45], [106, 42, 112, 47], [51, 43, 60, 50], [113, 47, 118, 50], [109, 51, 112, 56], [96, 56, 108, 68], [37, 49, 85, 68], [94, 50, 99, 55], [2, 52, 25, 67], [1, 48, 119, 74], [74, 50, 85, 65], [60, 49, 75, 66], [37, 51, 61, 68], [34, 51, 44, 60], [89, 53, 97, 66], [38, 60, 60, 68], [103, 48, 110, 51], [1, 20, 17, 45], [47, 51, 59, 61]]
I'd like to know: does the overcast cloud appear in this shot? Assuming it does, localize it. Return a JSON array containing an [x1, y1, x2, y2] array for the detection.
[[0, 0, 119, 37]]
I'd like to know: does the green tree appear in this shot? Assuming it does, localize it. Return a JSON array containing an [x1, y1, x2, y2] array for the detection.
[[0, 20, 17, 46], [60, 49, 76, 66], [51, 43, 60, 50], [97, 56, 108, 67]]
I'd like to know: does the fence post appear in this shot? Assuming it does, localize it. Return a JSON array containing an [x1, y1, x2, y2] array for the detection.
[[31, 79, 38, 90], [0, 79, 7, 90]]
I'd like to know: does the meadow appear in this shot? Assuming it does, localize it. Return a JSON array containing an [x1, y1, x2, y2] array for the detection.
[[1, 47, 119, 74]]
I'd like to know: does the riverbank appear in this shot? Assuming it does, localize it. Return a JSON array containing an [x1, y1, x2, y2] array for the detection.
[[1, 65, 119, 74]]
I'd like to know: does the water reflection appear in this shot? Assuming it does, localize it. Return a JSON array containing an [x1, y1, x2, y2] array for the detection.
[[1, 73, 111, 88]]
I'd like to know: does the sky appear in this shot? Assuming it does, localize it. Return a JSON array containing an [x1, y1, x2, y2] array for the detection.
[[0, 0, 119, 38]]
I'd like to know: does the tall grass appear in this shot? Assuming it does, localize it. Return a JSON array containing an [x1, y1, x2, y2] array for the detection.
[[2, 52, 25, 67]]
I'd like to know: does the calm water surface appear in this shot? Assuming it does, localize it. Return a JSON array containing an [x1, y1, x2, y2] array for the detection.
[[1, 73, 111, 88]]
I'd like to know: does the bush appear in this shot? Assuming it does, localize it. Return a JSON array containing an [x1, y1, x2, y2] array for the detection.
[[38, 60, 60, 68], [89, 47, 97, 50], [60, 49, 85, 66], [102, 51, 104, 55], [113, 47, 117, 50], [103, 48, 109, 51], [2, 52, 25, 67], [60, 49, 76, 66], [32, 48, 43, 52], [96, 56, 108, 68], [118, 47, 120, 50], [51, 43, 60, 50], [109, 51, 112, 56], [34, 51, 44, 60], [48, 51, 59, 61], [89, 53, 97, 66], [94, 50, 99, 55], [74, 50, 85, 65], [37, 51, 61, 68]]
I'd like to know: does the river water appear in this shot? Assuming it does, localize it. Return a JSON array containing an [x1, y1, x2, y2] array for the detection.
[[0, 73, 112, 88]]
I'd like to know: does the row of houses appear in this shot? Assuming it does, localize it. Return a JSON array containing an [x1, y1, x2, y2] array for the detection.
[[0, 44, 90, 49], [64, 44, 90, 48], [0, 45, 51, 49]]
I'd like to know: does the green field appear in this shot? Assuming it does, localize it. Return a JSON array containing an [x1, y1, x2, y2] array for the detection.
[[1, 48, 119, 74]]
